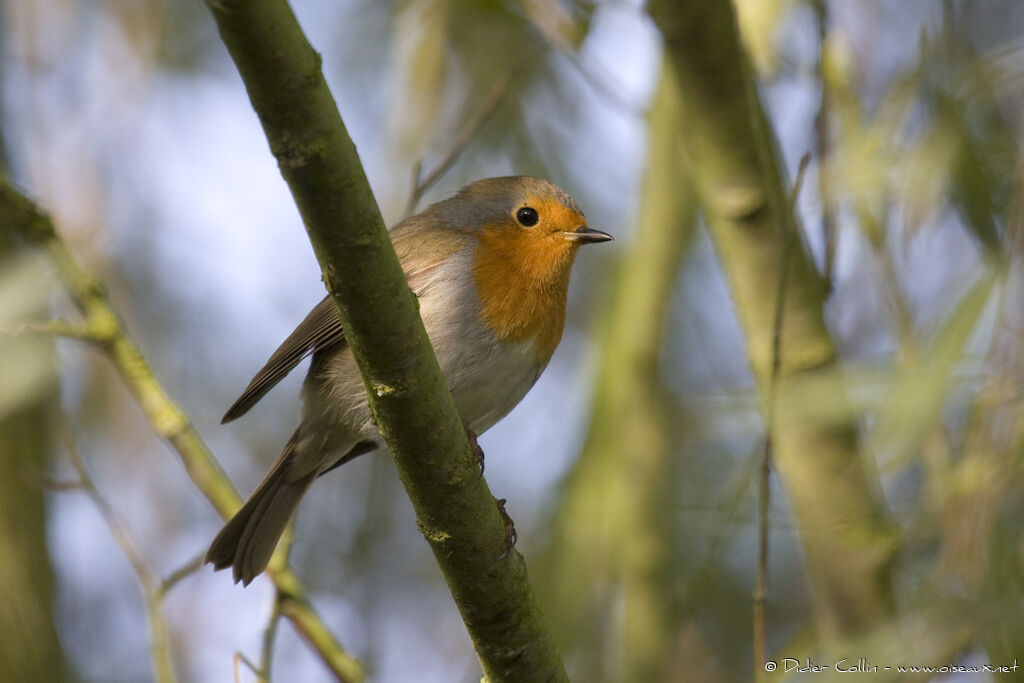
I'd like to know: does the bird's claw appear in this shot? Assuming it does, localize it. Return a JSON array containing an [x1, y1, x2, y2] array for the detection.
[[495, 497, 518, 559], [464, 423, 485, 477]]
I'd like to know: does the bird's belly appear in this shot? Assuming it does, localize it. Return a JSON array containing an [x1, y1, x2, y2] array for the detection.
[[308, 325, 542, 446], [307, 252, 551, 451], [418, 260, 547, 434], [443, 335, 543, 435]]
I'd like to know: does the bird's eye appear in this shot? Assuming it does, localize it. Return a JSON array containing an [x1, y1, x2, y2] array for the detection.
[[515, 207, 539, 227]]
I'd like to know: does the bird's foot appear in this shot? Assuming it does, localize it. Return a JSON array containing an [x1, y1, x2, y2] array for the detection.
[[494, 497, 518, 559], [463, 422, 485, 477]]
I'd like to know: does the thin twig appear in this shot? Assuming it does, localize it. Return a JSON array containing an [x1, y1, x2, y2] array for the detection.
[[405, 63, 520, 216], [813, 0, 837, 293], [789, 155, 813, 216], [64, 439, 155, 586], [254, 524, 295, 682], [754, 152, 811, 681], [234, 652, 260, 683], [753, 432, 771, 683], [258, 591, 286, 683], [524, 12, 638, 117], [159, 551, 207, 598]]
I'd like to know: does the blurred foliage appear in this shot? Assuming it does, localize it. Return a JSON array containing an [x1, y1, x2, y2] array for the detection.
[[734, 0, 793, 76], [385, 0, 599, 198], [541, 63, 696, 682], [2, 0, 1024, 681]]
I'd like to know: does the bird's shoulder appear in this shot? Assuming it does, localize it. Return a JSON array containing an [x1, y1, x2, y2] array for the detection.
[[391, 213, 473, 289]]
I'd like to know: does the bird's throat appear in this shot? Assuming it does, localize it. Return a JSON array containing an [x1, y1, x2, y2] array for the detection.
[[472, 226, 574, 363]]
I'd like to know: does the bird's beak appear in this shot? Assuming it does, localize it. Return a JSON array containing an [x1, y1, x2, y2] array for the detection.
[[562, 227, 614, 244]]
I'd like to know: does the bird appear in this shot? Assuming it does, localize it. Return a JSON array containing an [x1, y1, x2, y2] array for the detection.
[[205, 176, 613, 585]]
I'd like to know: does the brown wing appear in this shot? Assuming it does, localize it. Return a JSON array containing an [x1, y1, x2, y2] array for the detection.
[[222, 217, 468, 424], [221, 296, 346, 423]]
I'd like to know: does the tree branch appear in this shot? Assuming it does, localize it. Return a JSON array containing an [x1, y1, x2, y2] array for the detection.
[[202, 1, 568, 680]]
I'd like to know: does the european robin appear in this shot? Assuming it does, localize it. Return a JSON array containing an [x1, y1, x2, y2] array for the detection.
[[206, 176, 612, 585]]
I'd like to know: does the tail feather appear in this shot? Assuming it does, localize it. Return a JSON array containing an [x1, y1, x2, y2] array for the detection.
[[206, 432, 314, 586]]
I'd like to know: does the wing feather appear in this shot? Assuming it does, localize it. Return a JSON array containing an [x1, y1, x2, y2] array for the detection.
[[222, 218, 468, 423], [222, 297, 345, 423]]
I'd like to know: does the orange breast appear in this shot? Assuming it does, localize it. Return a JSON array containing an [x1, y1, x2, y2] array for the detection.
[[471, 223, 575, 364]]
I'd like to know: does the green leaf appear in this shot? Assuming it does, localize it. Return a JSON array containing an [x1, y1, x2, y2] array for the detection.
[[870, 270, 998, 469]]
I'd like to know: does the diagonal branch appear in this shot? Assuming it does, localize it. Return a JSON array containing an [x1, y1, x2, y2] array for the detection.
[[202, 1, 568, 680], [0, 177, 364, 683]]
